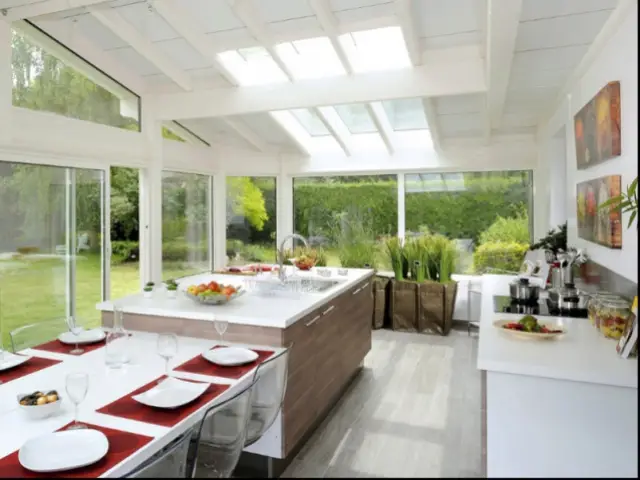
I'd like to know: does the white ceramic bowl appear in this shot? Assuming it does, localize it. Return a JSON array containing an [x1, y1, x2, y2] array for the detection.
[[17, 394, 63, 420]]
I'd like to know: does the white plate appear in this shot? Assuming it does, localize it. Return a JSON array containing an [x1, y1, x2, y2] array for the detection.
[[0, 353, 31, 371], [493, 320, 565, 340], [58, 328, 106, 345], [19, 429, 109, 473], [132, 377, 209, 409], [202, 347, 259, 367]]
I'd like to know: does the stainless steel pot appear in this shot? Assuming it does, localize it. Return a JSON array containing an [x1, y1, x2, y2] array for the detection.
[[509, 278, 540, 302], [548, 283, 590, 310]]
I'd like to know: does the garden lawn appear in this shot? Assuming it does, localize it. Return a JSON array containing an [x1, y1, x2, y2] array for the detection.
[[0, 254, 199, 349]]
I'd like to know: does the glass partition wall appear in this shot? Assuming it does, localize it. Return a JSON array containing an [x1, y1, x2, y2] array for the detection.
[[0, 161, 105, 349], [162, 171, 212, 279], [226, 177, 277, 266], [293, 175, 398, 269], [404, 171, 533, 274]]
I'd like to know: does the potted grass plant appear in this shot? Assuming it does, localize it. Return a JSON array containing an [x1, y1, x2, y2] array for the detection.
[[387, 233, 459, 335], [143, 282, 154, 299], [165, 279, 179, 299]]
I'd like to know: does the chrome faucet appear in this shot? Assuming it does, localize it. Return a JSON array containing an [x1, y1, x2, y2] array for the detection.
[[277, 233, 309, 281]]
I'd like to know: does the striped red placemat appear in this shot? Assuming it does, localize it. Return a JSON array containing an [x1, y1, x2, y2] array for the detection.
[[0, 422, 153, 478], [173, 346, 275, 380], [0, 357, 61, 385], [96, 376, 229, 428]]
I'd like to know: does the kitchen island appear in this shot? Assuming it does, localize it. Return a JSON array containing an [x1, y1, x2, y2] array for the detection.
[[477, 275, 637, 478], [98, 267, 374, 475]]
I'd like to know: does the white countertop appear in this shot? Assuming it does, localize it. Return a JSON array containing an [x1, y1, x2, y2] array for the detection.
[[477, 274, 638, 389], [97, 267, 373, 329]]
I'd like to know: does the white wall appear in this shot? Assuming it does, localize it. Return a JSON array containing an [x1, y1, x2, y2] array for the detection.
[[539, 6, 638, 283]]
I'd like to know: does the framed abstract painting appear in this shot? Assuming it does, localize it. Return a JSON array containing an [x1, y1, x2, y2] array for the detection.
[[574, 81, 621, 170], [576, 175, 622, 249]]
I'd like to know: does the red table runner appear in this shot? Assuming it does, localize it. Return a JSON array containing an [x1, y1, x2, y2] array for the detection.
[[0, 357, 61, 385], [174, 346, 275, 380], [96, 376, 229, 428], [33, 339, 106, 356], [0, 422, 153, 478]]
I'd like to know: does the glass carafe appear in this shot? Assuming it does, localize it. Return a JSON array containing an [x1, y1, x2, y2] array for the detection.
[[105, 304, 130, 368]]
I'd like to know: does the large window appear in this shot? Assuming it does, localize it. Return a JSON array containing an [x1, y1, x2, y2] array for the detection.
[[293, 176, 398, 269], [11, 23, 139, 130], [162, 172, 211, 278], [109, 167, 141, 299], [0, 161, 104, 349], [226, 177, 277, 266], [404, 171, 533, 274]]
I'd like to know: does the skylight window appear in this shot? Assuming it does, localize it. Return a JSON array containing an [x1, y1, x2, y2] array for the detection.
[[382, 98, 428, 131], [218, 47, 288, 86], [338, 26, 411, 73], [290, 109, 331, 136], [275, 37, 346, 80], [334, 104, 377, 134]]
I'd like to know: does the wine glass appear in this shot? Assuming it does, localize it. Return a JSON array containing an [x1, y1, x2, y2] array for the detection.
[[66, 316, 84, 355], [157, 333, 178, 379], [65, 372, 89, 430], [213, 316, 229, 346]]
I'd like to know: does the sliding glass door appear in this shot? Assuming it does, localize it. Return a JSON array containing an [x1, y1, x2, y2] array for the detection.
[[0, 161, 105, 348]]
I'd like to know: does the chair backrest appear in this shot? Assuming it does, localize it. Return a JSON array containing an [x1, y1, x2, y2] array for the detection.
[[244, 347, 290, 447], [191, 377, 256, 478], [127, 428, 194, 478], [9, 318, 72, 353]]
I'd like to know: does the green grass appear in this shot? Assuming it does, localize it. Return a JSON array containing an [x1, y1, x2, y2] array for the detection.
[[0, 254, 202, 349]]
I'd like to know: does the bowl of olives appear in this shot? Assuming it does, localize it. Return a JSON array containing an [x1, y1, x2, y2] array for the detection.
[[17, 390, 62, 420]]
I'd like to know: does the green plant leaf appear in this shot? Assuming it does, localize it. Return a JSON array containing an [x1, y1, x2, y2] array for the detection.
[[628, 210, 637, 229]]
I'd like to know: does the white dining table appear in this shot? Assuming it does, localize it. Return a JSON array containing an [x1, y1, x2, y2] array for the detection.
[[0, 331, 279, 477]]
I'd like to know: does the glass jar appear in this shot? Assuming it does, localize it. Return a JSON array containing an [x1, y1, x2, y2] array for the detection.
[[588, 292, 619, 327], [596, 297, 632, 339]]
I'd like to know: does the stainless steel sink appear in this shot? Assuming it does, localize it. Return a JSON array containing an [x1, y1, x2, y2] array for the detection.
[[249, 275, 341, 296]]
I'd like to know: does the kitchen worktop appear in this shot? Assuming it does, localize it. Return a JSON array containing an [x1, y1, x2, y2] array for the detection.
[[97, 267, 373, 329], [477, 274, 638, 389]]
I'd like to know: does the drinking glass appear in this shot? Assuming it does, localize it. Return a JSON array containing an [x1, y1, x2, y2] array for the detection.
[[65, 372, 89, 430], [214, 317, 229, 345], [157, 333, 178, 378], [66, 316, 84, 355]]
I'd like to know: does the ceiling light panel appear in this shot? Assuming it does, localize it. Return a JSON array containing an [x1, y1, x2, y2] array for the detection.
[[218, 46, 289, 86], [334, 104, 377, 134], [382, 98, 428, 131], [338, 26, 411, 73], [275, 37, 346, 80]]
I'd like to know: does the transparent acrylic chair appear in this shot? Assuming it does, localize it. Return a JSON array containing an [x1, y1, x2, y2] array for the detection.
[[191, 378, 256, 478], [127, 427, 195, 478], [9, 317, 77, 353], [244, 347, 290, 447]]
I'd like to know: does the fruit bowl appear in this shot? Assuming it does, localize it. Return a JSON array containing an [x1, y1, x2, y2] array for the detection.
[[291, 257, 316, 271], [185, 282, 244, 305]]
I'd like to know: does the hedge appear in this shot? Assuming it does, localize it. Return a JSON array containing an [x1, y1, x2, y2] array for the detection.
[[291, 179, 529, 243], [472, 241, 529, 274]]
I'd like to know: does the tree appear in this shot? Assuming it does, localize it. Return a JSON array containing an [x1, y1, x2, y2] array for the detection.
[[226, 177, 268, 231]]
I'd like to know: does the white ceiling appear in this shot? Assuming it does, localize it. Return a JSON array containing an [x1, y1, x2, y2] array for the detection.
[[4, 0, 621, 152]]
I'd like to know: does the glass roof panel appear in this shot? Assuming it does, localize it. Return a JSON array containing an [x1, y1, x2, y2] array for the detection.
[[275, 37, 346, 80], [338, 26, 411, 73], [290, 109, 331, 136], [218, 47, 288, 86], [334, 104, 377, 134], [382, 98, 428, 131]]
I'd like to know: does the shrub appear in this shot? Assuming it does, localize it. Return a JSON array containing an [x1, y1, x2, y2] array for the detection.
[[162, 240, 208, 262], [472, 241, 529, 274], [111, 241, 139, 263], [479, 215, 530, 245]]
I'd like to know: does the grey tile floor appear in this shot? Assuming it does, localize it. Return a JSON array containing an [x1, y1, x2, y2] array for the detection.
[[281, 327, 482, 478]]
